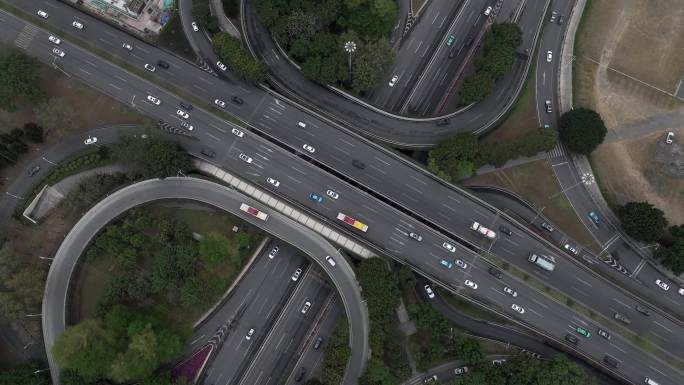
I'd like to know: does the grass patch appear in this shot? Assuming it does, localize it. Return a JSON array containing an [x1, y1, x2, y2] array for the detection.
[[463, 159, 600, 253], [157, 11, 196, 61], [478, 339, 515, 355]]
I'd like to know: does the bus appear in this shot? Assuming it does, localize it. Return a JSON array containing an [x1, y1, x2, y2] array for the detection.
[[337, 212, 368, 232], [528, 253, 556, 272], [240, 203, 269, 221]]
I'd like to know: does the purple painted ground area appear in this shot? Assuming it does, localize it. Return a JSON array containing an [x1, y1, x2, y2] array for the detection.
[[171, 344, 213, 384]]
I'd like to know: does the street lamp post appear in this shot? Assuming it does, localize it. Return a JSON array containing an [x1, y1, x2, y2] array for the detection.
[[344, 41, 356, 81]]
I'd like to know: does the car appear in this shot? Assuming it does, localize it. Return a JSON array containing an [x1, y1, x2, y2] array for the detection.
[[84, 136, 98, 145], [597, 329, 611, 340], [37, 10, 48, 18], [409, 232, 422, 241], [440, 259, 453, 269], [442, 242, 456, 253], [446, 35, 456, 46], [176, 109, 189, 119], [588, 211, 601, 225], [28, 165, 41, 176], [200, 148, 216, 158], [352, 159, 366, 169], [291, 268, 303, 281], [488, 267, 503, 279], [214, 99, 226, 108], [231, 128, 244, 137], [72, 21, 84, 30], [231, 96, 244, 105], [388, 75, 399, 87], [326, 189, 339, 199], [122, 43, 133, 51], [295, 367, 306, 382], [301, 301, 311, 314], [146, 95, 161, 105], [325, 255, 336, 266], [549, 11, 558, 23], [423, 375, 438, 384], [191, 21, 199, 32], [546, 50, 553, 62], [180, 122, 194, 131], [245, 328, 255, 340], [239, 153, 253, 163], [298, 121, 307, 128], [157, 60, 170, 69], [52, 48, 65, 58], [614, 312, 631, 324], [144, 63, 156, 72], [484, 6, 492, 16], [666, 131, 674, 144], [180, 102, 193, 111], [302, 144, 315, 153], [266, 177, 280, 187], [268, 246, 279, 259], [453, 366, 468, 375], [455, 259, 467, 269], [644, 378, 660, 385], [575, 326, 591, 338], [558, 14, 565, 24], [424, 285, 435, 299], [216, 61, 227, 71], [313, 337, 324, 350], [545, 100, 552, 113], [563, 243, 579, 255], [465, 36, 474, 47], [48, 35, 61, 44], [679, 287, 684, 296], [499, 226, 513, 236], [492, 359, 506, 365], [465, 280, 478, 289], [309, 193, 323, 203], [540, 221, 554, 232], [511, 304, 524, 314], [635, 304, 651, 316], [436, 118, 450, 126], [565, 334, 579, 344], [655, 279, 670, 291], [503, 286, 518, 297], [603, 355, 620, 368]]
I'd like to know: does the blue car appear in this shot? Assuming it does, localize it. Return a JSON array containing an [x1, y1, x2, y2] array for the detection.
[[440, 259, 453, 269], [309, 193, 323, 203], [588, 211, 601, 225]]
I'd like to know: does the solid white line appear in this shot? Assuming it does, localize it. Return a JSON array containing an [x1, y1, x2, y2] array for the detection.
[[79, 68, 91, 75], [374, 156, 390, 166], [114, 75, 127, 83], [404, 184, 422, 194], [612, 298, 631, 309], [410, 175, 427, 185], [528, 308, 544, 318], [209, 123, 226, 133], [108, 83, 121, 90], [204, 132, 220, 141], [575, 277, 592, 287], [287, 175, 302, 184], [290, 166, 306, 175], [653, 321, 673, 333], [610, 342, 626, 354], [531, 298, 548, 309], [369, 164, 386, 174], [339, 138, 355, 147], [448, 195, 461, 203], [648, 365, 667, 376]]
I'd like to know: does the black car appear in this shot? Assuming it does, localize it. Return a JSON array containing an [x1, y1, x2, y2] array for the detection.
[[558, 14, 565, 24], [231, 96, 244, 105], [436, 118, 450, 126], [352, 159, 366, 169], [565, 334, 579, 345], [179, 101, 193, 111], [603, 355, 620, 368], [27, 165, 41, 176], [465, 36, 474, 47], [200, 148, 216, 158], [313, 336, 324, 350], [157, 60, 170, 69], [635, 305, 651, 316], [488, 267, 503, 279], [499, 226, 513, 236], [294, 367, 306, 382]]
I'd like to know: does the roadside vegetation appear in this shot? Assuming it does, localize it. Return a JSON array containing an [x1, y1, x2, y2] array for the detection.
[[0, 361, 50, 385], [212, 33, 267, 83], [320, 317, 351, 384], [459, 23, 523, 105], [253, 0, 396, 93], [0, 241, 47, 320], [558, 107, 607, 154]]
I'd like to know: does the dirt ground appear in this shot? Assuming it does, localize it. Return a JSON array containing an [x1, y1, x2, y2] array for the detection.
[[573, 0, 684, 224]]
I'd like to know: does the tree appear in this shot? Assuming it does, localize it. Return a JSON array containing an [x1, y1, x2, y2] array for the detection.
[[142, 140, 191, 179], [655, 226, 684, 275], [33, 97, 75, 135], [428, 133, 479, 181], [24, 122, 44, 143], [321, 318, 351, 385], [0, 264, 47, 320], [52, 319, 118, 381], [558, 108, 607, 154], [617, 201, 667, 242], [351, 38, 395, 93], [0, 361, 50, 385], [199, 234, 234, 266], [459, 71, 494, 105], [0, 50, 45, 111], [453, 335, 485, 365], [212, 33, 267, 83]]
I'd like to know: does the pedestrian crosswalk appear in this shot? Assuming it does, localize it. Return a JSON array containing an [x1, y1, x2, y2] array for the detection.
[[15, 24, 38, 50], [547, 143, 566, 159]]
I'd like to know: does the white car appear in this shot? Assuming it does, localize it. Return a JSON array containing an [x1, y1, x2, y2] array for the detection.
[[122, 43, 133, 51], [301, 301, 312, 314], [678, 287, 684, 296], [191, 21, 199, 32], [176, 109, 189, 119], [144, 63, 156, 72], [84, 137, 98, 145], [442, 242, 456, 253], [239, 153, 253, 163], [52, 48, 65, 58], [291, 268, 303, 281], [563, 243, 578, 255], [180, 122, 194, 131], [216, 61, 228, 71], [266, 177, 280, 187], [546, 50, 553, 62], [503, 286, 518, 297], [511, 304, 525, 314], [72, 21, 84, 30], [455, 259, 467, 269], [215, 99, 226, 108], [655, 279, 670, 291], [146, 95, 161, 105], [424, 285, 435, 299], [231, 128, 244, 137], [48, 35, 61, 44], [484, 6, 492, 16], [388, 75, 399, 87], [37, 10, 48, 19], [245, 328, 255, 340], [666, 131, 674, 144], [326, 189, 339, 199], [268, 246, 279, 259], [464, 280, 478, 290], [302, 144, 315, 153]]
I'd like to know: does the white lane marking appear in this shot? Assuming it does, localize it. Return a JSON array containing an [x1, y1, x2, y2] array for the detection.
[[104, 30, 117, 37], [575, 277, 592, 287], [267, 106, 282, 115], [499, 247, 515, 255], [287, 175, 302, 184], [612, 298, 631, 309], [136, 46, 150, 54], [473, 208, 489, 218], [84, 60, 97, 67], [374, 156, 390, 166], [410, 175, 427, 185], [401, 192, 418, 202], [79, 68, 91, 75], [204, 132, 220, 141], [442, 203, 458, 213], [390, 236, 406, 246], [290, 166, 306, 175], [193, 84, 208, 93], [571, 316, 588, 326], [404, 184, 422, 194], [414, 40, 423, 53], [448, 195, 461, 203], [199, 77, 213, 85], [339, 138, 355, 147], [649, 330, 667, 341], [653, 321, 673, 333], [648, 365, 667, 376], [209, 123, 226, 133], [113, 75, 127, 83], [362, 204, 379, 214], [504, 238, 520, 247], [98, 37, 112, 46], [610, 342, 627, 354], [369, 164, 386, 174], [108, 83, 121, 90], [528, 308, 544, 318], [334, 146, 350, 156], [531, 298, 548, 309]]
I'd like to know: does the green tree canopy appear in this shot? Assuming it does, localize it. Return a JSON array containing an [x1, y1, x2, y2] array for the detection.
[[558, 108, 607, 154], [0, 361, 50, 385], [617, 201, 667, 242], [0, 50, 45, 111], [212, 33, 267, 83]]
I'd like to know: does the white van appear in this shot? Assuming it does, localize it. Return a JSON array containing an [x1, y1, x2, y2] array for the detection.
[[325, 256, 336, 266], [644, 378, 659, 385]]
